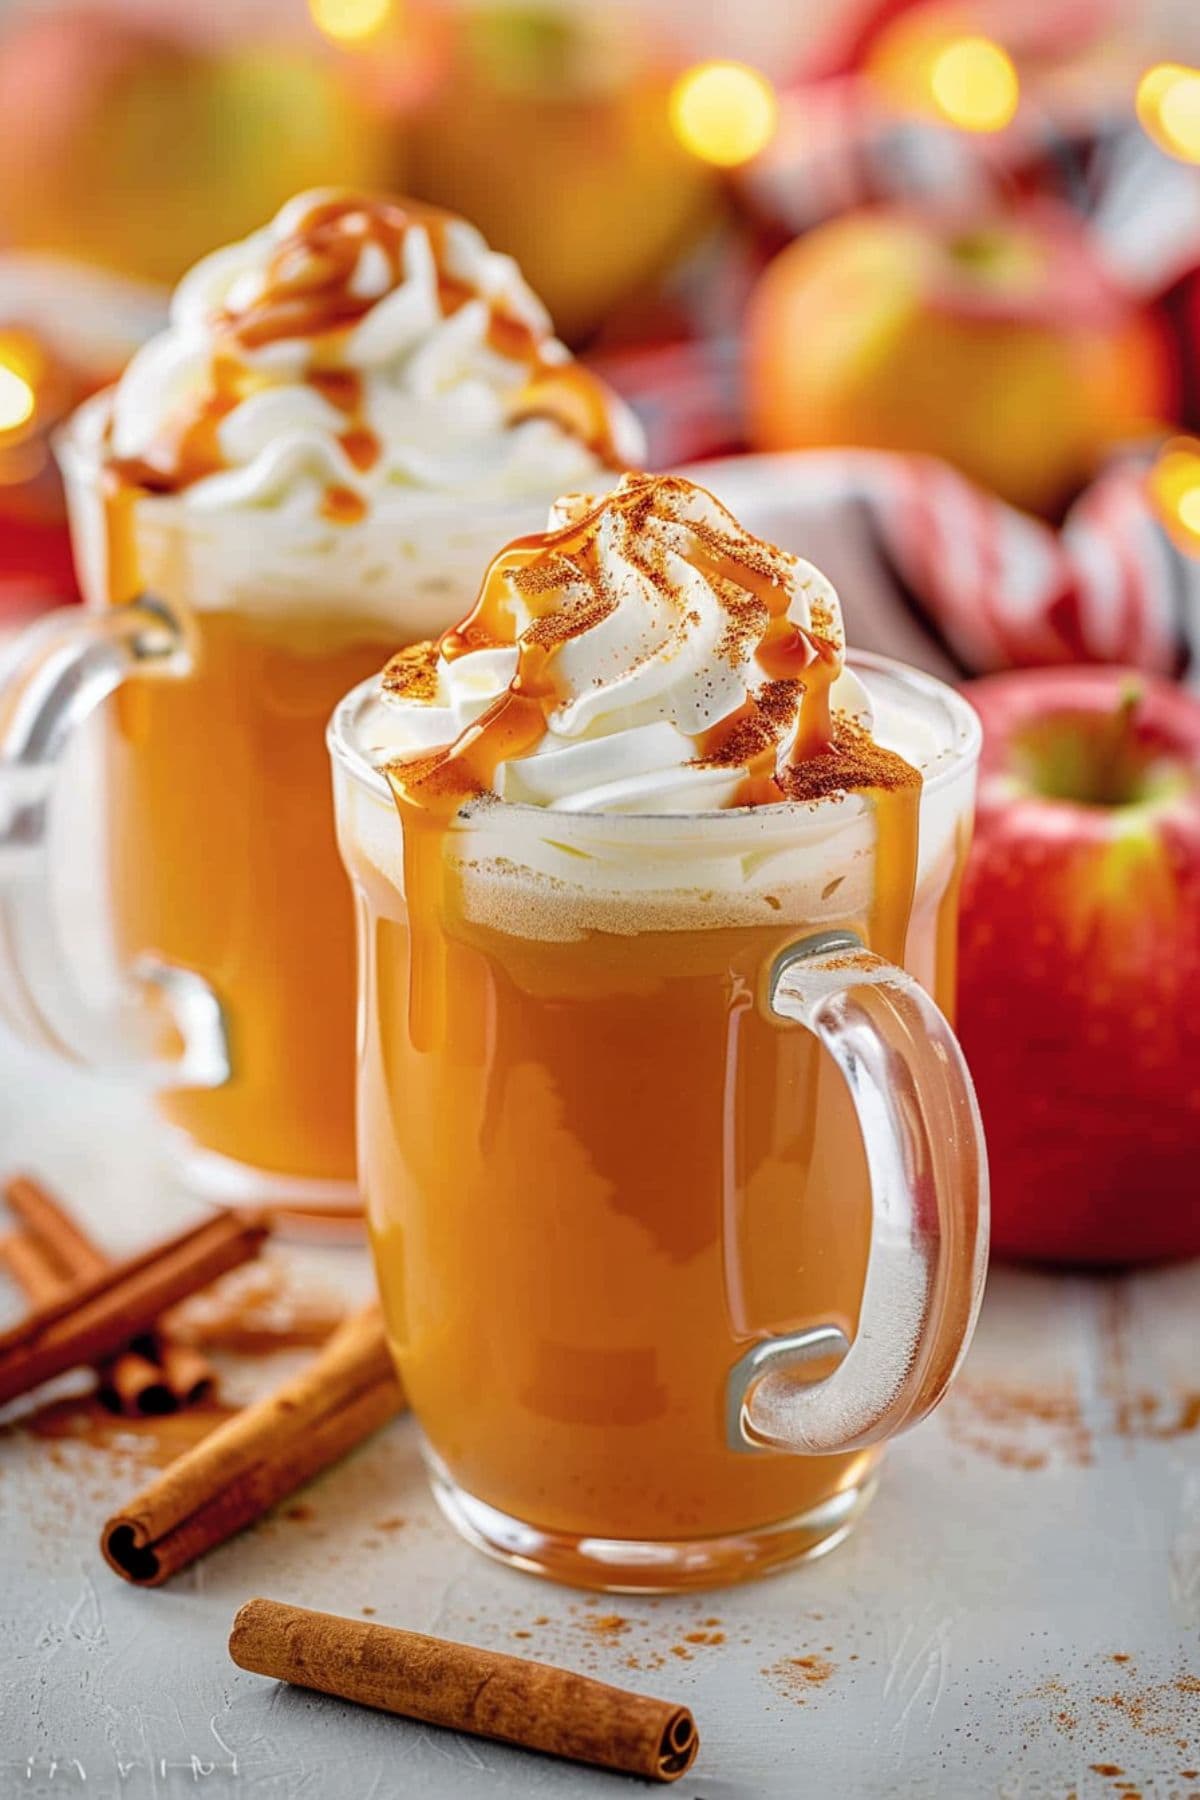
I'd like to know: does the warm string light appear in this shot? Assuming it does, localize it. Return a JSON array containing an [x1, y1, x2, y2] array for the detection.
[[0, 364, 35, 434], [309, 0, 394, 46], [1148, 440, 1200, 553], [1137, 63, 1200, 164], [927, 36, 1019, 134], [0, 334, 40, 436], [669, 61, 778, 168]]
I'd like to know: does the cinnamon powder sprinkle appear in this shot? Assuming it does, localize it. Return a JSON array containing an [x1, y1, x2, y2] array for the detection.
[[688, 512, 794, 590], [582, 1613, 630, 1639], [763, 1653, 837, 1703], [509, 554, 585, 600], [523, 592, 617, 653], [778, 717, 921, 804], [694, 682, 801, 770]]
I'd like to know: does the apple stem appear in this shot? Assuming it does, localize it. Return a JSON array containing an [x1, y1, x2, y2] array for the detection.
[[1097, 682, 1142, 805]]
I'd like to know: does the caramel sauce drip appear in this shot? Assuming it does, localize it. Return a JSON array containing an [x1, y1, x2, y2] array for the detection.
[[109, 351, 250, 494], [104, 192, 623, 513], [321, 485, 367, 525]]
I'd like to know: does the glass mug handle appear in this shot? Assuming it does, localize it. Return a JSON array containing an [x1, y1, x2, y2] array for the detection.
[[727, 930, 988, 1455], [0, 598, 229, 1088]]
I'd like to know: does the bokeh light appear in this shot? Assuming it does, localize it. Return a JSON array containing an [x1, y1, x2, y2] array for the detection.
[[928, 37, 1020, 134], [0, 364, 36, 434], [1148, 439, 1200, 552], [1137, 64, 1200, 164], [309, 0, 394, 46], [669, 61, 778, 168]]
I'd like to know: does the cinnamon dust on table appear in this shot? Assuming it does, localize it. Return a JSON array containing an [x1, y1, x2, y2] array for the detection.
[[1016, 1657, 1200, 1770], [583, 1614, 631, 1641], [557, 1605, 736, 1678], [1097, 1282, 1200, 1440], [941, 1379, 1094, 1471], [942, 1356, 1200, 1474], [165, 1257, 346, 1354], [762, 1653, 837, 1704], [12, 1389, 235, 1469]]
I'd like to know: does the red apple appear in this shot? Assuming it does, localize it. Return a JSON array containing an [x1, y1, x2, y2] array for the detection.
[[957, 666, 1200, 1265], [745, 202, 1175, 519]]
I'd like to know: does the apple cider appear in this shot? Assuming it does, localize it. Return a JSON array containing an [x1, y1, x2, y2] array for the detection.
[[331, 474, 984, 1585], [333, 641, 980, 1586], [51, 190, 637, 1211], [106, 605, 394, 1183]]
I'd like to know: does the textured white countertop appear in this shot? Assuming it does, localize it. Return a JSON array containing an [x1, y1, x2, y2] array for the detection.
[[1, 1027, 1197, 1800]]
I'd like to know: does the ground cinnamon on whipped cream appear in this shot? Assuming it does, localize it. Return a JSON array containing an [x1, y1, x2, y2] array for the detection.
[[99, 190, 640, 518], [370, 472, 916, 815]]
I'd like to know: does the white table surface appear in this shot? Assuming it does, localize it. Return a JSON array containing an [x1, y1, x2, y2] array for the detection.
[[1, 1030, 1198, 1800]]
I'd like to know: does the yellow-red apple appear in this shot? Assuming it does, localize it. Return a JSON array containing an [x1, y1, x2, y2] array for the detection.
[[0, 9, 388, 288], [406, 7, 716, 344], [745, 204, 1174, 518]]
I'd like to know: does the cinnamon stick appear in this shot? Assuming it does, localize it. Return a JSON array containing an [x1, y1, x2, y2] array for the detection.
[[155, 1342, 216, 1407], [0, 1231, 73, 1309], [2, 1176, 216, 1414], [228, 1599, 699, 1783], [5, 1175, 108, 1281], [0, 1209, 268, 1408], [102, 1305, 403, 1585]]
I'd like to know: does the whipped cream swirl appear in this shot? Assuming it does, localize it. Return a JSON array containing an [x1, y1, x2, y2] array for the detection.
[[104, 189, 642, 518], [370, 474, 879, 814]]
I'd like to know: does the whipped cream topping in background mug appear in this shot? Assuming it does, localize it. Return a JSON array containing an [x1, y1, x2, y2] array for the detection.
[[95, 187, 643, 519], [0, 189, 643, 1214]]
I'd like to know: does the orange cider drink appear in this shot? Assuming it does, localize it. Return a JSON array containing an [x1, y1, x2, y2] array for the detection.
[[47, 190, 637, 1215], [332, 476, 987, 1586]]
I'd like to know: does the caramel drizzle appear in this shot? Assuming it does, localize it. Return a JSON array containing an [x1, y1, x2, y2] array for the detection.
[[385, 475, 858, 818], [106, 193, 623, 502]]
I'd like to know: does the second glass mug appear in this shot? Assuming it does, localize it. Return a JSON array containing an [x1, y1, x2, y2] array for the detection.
[[332, 651, 989, 1590], [0, 397, 562, 1219]]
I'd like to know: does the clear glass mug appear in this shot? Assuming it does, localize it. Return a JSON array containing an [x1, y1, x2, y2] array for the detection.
[[331, 652, 989, 1590], [0, 395, 566, 1221]]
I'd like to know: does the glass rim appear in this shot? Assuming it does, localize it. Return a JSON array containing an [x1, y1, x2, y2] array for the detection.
[[327, 647, 983, 824]]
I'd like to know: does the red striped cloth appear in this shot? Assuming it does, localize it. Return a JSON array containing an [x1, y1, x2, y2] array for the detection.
[[665, 448, 1195, 685]]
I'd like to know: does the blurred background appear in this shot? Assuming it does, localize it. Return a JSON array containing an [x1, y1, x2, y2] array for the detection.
[[4, 0, 1200, 663]]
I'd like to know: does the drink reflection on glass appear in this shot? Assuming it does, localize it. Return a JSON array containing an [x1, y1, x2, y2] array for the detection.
[[332, 474, 988, 1589], [0, 190, 640, 1222]]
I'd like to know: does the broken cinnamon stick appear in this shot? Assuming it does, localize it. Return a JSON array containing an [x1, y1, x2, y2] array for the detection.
[[0, 1209, 268, 1408], [228, 1599, 699, 1783], [102, 1305, 403, 1585], [2, 1176, 216, 1414]]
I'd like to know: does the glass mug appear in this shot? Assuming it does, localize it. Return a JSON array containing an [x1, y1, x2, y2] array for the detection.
[[0, 396, 565, 1220], [331, 651, 989, 1590]]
